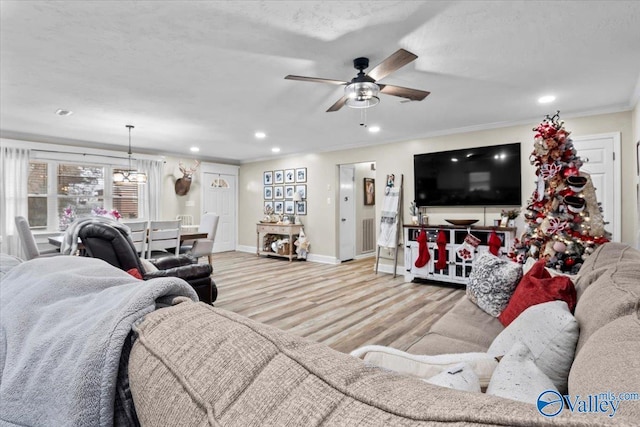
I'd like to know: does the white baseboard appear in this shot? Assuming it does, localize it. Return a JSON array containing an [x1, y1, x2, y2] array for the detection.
[[375, 262, 406, 277], [235, 245, 339, 265], [355, 252, 376, 260], [236, 245, 256, 254]]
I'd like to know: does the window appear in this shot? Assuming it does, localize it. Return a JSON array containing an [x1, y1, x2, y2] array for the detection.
[[28, 161, 141, 230], [28, 162, 48, 228]]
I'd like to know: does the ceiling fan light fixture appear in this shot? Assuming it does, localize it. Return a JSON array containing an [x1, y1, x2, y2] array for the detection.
[[344, 82, 380, 109]]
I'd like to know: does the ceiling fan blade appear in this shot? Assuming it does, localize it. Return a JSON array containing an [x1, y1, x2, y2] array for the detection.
[[326, 95, 349, 112], [379, 84, 430, 101], [284, 75, 348, 85], [367, 49, 418, 82]]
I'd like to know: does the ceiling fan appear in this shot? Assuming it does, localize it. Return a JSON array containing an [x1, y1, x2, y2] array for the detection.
[[285, 48, 430, 112]]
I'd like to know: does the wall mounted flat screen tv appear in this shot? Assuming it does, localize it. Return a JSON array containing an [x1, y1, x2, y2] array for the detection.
[[414, 142, 521, 206]]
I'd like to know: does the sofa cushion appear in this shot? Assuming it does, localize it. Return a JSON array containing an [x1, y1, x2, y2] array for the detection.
[[568, 314, 640, 419], [498, 259, 576, 327], [573, 260, 640, 354], [405, 331, 491, 355], [574, 242, 640, 298], [466, 252, 522, 317], [129, 301, 596, 426], [486, 341, 558, 405], [422, 296, 504, 353], [488, 300, 578, 393]]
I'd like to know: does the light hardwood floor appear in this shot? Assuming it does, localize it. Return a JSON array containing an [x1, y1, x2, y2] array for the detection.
[[211, 252, 465, 354]]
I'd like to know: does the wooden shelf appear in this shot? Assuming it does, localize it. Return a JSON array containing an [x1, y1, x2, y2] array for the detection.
[[256, 223, 303, 262]]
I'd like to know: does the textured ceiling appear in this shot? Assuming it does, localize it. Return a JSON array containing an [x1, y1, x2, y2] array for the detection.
[[1, 1, 639, 164]]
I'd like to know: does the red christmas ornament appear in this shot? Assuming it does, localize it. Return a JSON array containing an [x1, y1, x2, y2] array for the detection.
[[565, 258, 576, 267], [559, 188, 575, 197], [562, 167, 579, 178]]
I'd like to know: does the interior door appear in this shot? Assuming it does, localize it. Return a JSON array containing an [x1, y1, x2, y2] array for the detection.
[[572, 134, 620, 241], [339, 164, 356, 262], [203, 172, 236, 252]]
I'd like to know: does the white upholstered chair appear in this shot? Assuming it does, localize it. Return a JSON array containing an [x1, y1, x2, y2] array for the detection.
[[14, 216, 61, 260], [180, 213, 219, 265]]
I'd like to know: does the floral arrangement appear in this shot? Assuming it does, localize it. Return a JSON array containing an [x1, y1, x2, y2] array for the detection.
[[59, 206, 77, 231], [501, 209, 520, 219], [92, 206, 121, 220]]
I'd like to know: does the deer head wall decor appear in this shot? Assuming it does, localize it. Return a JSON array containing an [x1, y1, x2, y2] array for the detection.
[[175, 160, 200, 195]]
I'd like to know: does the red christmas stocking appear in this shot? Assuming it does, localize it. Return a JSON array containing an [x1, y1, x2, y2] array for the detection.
[[414, 229, 430, 268], [435, 230, 448, 270], [456, 232, 481, 261], [488, 230, 502, 256]]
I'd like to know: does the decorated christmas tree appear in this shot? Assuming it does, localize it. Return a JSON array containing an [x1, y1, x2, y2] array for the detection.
[[508, 112, 610, 274]]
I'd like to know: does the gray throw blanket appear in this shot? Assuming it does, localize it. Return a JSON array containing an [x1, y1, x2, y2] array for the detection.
[[0, 256, 198, 427], [60, 215, 131, 255]]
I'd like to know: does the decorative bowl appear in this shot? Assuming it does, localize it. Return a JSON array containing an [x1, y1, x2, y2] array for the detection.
[[445, 219, 479, 226]]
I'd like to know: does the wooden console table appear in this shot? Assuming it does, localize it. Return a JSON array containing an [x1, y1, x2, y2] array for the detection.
[[256, 223, 303, 262], [404, 224, 516, 286]]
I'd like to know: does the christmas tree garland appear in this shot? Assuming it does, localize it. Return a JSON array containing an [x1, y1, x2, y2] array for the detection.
[[508, 112, 610, 274]]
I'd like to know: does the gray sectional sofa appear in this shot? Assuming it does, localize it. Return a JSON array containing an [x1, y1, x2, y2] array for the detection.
[[1, 242, 638, 426]]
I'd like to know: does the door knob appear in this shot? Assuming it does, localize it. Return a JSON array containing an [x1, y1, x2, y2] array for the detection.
[[341, 218, 346, 222]]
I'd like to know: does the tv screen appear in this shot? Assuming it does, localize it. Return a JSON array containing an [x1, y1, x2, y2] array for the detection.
[[414, 142, 521, 207]]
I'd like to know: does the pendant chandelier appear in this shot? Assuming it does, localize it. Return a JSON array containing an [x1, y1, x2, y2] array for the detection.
[[113, 124, 147, 184]]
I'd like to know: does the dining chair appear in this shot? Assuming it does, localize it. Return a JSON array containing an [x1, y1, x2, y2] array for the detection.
[[176, 214, 194, 227], [122, 220, 148, 256], [146, 220, 181, 259], [179, 213, 219, 265], [14, 216, 61, 260]]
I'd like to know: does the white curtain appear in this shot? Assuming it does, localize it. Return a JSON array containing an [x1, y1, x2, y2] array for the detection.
[[136, 159, 163, 221], [1, 145, 31, 256]]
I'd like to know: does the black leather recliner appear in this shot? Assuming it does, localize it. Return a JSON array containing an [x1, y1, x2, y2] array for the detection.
[[78, 222, 217, 304]]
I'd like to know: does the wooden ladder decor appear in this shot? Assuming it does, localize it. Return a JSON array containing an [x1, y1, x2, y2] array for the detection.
[[375, 173, 403, 277]]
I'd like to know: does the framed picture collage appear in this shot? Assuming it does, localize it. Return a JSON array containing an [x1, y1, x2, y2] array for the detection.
[[263, 167, 307, 216]]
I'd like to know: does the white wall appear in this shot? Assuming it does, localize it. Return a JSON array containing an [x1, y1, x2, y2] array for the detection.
[[237, 111, 636, 266]]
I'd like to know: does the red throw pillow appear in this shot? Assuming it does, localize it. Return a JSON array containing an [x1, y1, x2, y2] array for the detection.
[[498, 259, 576, 327], [126, 268, 143, 280]]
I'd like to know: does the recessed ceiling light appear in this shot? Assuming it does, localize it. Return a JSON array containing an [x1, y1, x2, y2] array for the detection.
[[255, 131, 267, 139], [368, 126, 380, 133], [190, 147, 200, 152], [271, 147, 280, 153], [55, 108, 73, 116], [538, 95, 556, 104]]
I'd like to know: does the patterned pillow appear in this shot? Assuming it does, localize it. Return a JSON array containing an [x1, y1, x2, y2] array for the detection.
[[466, 252, 522, 317]]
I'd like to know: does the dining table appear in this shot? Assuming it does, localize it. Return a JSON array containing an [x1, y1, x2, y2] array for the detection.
[[48, 231, 208, 249]]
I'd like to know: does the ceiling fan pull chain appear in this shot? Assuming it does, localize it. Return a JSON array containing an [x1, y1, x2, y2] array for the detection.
[[360, 108, 367, 127]]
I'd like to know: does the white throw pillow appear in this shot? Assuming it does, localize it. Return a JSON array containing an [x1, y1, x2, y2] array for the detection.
[[424, 363, 481, 392], [487, 300, 578, 393], [350, 345, 498, 388], [486, 341, 558, 405], [466, 252, 522, 317]]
